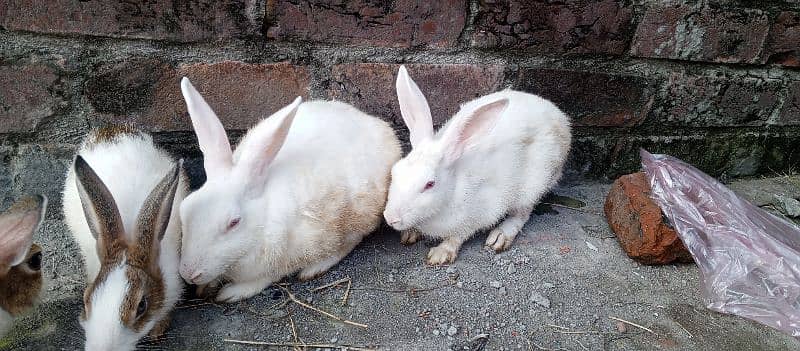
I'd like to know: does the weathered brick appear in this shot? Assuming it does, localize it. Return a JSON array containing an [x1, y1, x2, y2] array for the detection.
[[10, 144, 75, 220], [328, 63, 505, 130], [631, 5, 769, 63], [568, 131, 800, 180], [776, 81, 800, 126], [471, 0, 633, 55], [0, 0, 261, 41], [266, 0, 466, 47], [86, 60, 310, 131], [604, 172, 691, 265], [515, 69, 656, 127], [765, 11, 800, 67], [0, 63, 61, 133], [653, 74, 780, 127]]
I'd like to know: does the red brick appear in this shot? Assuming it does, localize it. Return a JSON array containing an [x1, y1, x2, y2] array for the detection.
[[265, 0, 466, 47], [777, 81, 800, 126], [328, 63, 505, 128], [0, 0, 261, 41], [86, 60, 310, 131], [655, 74, 780, 127], [765, 11, 800, 67], [471, 0, 633, 55], [515, 69, 655, 127], [0, 64, 61, 133], [631, 5, 769, 64], [604, 172, 692, 265]]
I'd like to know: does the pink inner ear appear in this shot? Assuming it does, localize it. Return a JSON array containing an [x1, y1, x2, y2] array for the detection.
[[459, 99, 508, 146], [0, 211, 35, 267], [445, 98, 509, 163]]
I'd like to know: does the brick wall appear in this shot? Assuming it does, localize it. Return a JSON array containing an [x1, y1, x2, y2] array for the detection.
[[0, 0, 798, 217]]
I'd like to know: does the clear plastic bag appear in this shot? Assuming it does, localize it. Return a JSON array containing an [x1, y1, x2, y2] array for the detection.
[[641, 150, 800, 337]]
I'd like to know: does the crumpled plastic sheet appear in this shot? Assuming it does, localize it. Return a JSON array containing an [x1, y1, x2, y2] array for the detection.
[[641, 149, 800, 337]]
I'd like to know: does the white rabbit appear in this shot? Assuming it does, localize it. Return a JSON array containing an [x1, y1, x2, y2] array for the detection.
[[61, 127, 187, 350], [178, 78, 401, 303], [383, 66, 572, 265]]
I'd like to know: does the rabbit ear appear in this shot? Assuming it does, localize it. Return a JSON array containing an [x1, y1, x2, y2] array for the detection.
[[131, 161, 182, 271], [181, 77, 233, 180], [0, 195, 46, 270], [234, 97, 302, 186], [441, 98, 509, 165], [74, 156, 126, 262], [396, 65, 434, 147]]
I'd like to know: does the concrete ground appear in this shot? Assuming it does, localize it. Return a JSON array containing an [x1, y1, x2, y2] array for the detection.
[[2, 178, 800, 350]]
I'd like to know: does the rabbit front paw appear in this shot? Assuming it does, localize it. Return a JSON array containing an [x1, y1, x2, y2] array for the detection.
[[400, 229, 421, 245], [427, 245, 457, 265], [216, 280, 269, 303], [485, 228, 513, 252]]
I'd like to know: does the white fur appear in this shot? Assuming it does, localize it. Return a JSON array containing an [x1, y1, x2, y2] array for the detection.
[[81, 264, 137, 351], [179, 78, 401, 302], [384, 66, 571, 264], [62, 132, 186, 350]]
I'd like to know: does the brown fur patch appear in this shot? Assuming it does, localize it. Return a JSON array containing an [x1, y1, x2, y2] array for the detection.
[[306, 178, 387, 237], [121, 266, 165, 333], [0, 244, 42, 315], [84, 125, 142, 150]]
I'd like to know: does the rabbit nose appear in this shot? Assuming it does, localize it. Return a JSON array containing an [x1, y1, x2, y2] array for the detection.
[[180, 263, 203, 283], [189, 271, 204, 283], [384, 211, 401, 225]]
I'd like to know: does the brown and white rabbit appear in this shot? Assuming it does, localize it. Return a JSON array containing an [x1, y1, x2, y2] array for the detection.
[[178, 78, 401, 302], [62, 127, 187, 350], [0, 195, 46, 337]]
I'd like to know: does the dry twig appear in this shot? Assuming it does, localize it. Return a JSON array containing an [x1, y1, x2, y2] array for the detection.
[[546, 324, 605, 335], [279, 286, 368, 328], [342, 278, 352, 306], [608, 316, 658, 336], [311, 277, 351, 292], [674, 320, 693, 338], [223, 339, 377, 351], [288, 310, 303, 351]]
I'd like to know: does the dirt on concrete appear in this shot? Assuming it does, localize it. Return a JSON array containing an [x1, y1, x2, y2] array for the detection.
[[2, 179, 799, 350]]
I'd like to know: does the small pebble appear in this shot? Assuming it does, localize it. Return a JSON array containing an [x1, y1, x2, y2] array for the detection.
[[499, 287, 507, 295], [433, 329, 441, 336], [529, 291, 551, 308], [617, 321, 628, 333], [490, 281, 503, 288], [506, 265, 517, 274], [446, 266, 457, 274], [330, 337, 338, 343], [447, 325, 458, 336]]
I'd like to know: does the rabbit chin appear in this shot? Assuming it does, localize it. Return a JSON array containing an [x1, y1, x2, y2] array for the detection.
[[0, 307, 12, 337]]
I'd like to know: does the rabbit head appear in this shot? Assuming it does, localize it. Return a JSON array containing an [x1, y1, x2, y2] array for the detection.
[[178, 77, 301, 286], [0, 195, 46, 317], [73, 155, 182, 351], [383, 66, 509, 231]]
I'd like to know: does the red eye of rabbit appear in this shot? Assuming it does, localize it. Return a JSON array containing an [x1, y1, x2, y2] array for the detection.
[[423, 180, 435, 192], [227, 217, 241, 231]]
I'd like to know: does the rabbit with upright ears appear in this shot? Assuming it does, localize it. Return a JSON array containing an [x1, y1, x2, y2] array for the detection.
[[62, 127, 187, 351], [384, 66, 572, 265], [0, 195, 46, 337], [178, 77, 401, 303]]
